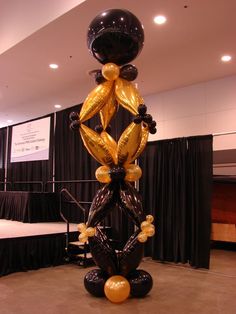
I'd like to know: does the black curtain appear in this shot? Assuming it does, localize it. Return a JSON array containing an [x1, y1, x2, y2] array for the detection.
[[139, 135, 213, 268], [0, 128, 7, 190], [7, 115, 54, 192]]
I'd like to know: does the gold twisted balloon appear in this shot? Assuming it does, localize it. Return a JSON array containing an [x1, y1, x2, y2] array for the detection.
[[80, 80, 113, 123], [99, 91, 118, 130], [115, 78, 144, 115], [79, 124, 114, 166], [132, 124, 149, 161], [100, 131, 118, 164], [117, 122, 142, 165]]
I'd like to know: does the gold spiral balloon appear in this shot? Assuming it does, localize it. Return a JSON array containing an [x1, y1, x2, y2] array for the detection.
[[100, 131, 118, 164], [117, 122, 142, 165], [132, 124, 149, 162], [80, 80, 113, 123], [79, 124, 114, 166], [115, 78, 144, 115], [99, 91, 117, 130]]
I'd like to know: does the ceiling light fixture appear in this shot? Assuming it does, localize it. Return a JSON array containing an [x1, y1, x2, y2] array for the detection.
[[54, 104, 61, 109], [49, 63, 59, 69], [154, 15, 167, 25], [221, 55, 232, 62]]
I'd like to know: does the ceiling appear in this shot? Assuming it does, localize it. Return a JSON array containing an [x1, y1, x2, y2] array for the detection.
[[0, 0, 236, 127]]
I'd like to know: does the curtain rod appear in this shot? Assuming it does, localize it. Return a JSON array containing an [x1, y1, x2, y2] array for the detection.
[[213, 131, 236, 137]]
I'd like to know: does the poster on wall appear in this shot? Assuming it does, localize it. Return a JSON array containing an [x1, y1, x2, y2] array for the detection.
[[10, 117, 51, 163]]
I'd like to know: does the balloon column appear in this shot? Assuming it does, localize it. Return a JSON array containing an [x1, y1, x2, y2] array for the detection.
[[70, 9, 157, 303]]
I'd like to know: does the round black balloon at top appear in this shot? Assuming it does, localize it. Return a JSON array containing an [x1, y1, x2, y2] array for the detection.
[[87, 9, 144, 65]]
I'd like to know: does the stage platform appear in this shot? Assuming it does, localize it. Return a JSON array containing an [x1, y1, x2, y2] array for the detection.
[[0, 219, 78, 276]]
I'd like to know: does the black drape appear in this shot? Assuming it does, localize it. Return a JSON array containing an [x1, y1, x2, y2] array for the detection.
[[7, 115, 54, 192], [0, 127, 7, 190], [139, 135, 213, 268]]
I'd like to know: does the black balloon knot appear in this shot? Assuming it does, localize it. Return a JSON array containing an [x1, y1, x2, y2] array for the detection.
[[119, 64, 138, 81], [69, 111, 81, 131], [109, 166, 126, 182], [95, 124, 103, 134]]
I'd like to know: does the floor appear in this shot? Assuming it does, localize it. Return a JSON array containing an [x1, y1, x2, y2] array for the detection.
[[0, 249, 235, 314], [0, 219, 78, 238]]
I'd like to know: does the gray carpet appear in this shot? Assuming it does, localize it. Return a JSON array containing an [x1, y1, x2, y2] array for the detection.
[[0, 250, 235, 314]]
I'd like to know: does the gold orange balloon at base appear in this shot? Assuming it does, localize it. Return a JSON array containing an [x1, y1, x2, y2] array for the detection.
[[104, 276, 131, 303]]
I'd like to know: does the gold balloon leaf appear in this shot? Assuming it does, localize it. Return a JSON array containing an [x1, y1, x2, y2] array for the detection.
[[100, 131, 118, 164], [115, 78, 144, 115], [117, 122, 142, 165], [99, 91, 118, 130], [80, 80, 114, 123], [79, 124, 114, 166], [132, 124, 149, 162]]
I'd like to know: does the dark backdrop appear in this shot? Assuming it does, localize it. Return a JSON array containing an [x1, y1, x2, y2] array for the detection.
[[0, 127, 7, 190], [139, 135, 213, 268]]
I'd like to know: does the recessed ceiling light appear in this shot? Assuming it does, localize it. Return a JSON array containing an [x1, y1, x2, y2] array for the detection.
[[221, 55, 232, 62], [49, 63, 59, 69], [7, 119, 13, 123], [54, 104, 61, 109], [154, 15, 167, 25]]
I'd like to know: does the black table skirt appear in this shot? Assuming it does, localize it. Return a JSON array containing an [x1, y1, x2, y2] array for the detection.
[[0, 191, 61, 222]]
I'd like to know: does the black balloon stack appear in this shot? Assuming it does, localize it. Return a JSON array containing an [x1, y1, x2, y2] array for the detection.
[[70, 9, 157, 303]]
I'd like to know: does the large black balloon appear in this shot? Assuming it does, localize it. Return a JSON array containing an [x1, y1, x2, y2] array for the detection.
[[127, 269, 153, 298], [84, 269, 108, 297], [87, 9, 144, 65]]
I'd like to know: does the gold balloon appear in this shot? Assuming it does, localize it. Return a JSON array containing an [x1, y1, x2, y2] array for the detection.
[[132, 125, 149, 161], [117, 122, 142, 165], [79, 124, 114, 166], [102, 63, 120, 81], [145, 226, 155, 237], [141, 221, 151, 231], [79, 232, 88, 243], [80, 80, 113, 123], [100, 131, 118, 164], [137, 231, 148, 243], [99, 91, 117, 130], [95, 166, 111, 183], [104, 276, 130, 303], [125, 164, 142, 182], [86, 227, 96, 237], [78, 223, 86, 233], [146, 215, 154, 223], [115, 78, 144, 115]]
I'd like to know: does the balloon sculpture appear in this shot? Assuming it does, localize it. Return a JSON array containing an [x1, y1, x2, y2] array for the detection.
[[70, 9, 157, 303]]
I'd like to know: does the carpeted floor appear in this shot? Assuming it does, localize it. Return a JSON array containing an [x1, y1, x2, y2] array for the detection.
[[0, 249, 235, 314]]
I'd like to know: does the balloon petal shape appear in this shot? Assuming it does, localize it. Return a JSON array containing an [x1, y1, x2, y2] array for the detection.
[[127, 269, 153, 298], [80, 80, 114, 123], [132, 125, 149, 161], [117, 122, 142, 165], [119, 182, 145, 226], [84, 269, 108, 297], [89, 228, 118, 276], [119, 231, 144, 276], [87, 183, 115, 227], [100, 131, 118, 164], [99, 91, 118, 130], [79, 124, 114, 166], [115, 78, 143, 115]]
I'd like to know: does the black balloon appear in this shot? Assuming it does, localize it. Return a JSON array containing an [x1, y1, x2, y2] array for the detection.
[[87, 9, 144, 65], [120, 64, 138, 81], [84, 269, 108, 297], [127, 269, 153, 298], [94, 70, 106, 84], [119, 230, 144, 276], [89, 229, 118, 276]]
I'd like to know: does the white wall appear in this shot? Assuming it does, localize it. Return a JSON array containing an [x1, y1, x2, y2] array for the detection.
[[144, 75, 236, 151]]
